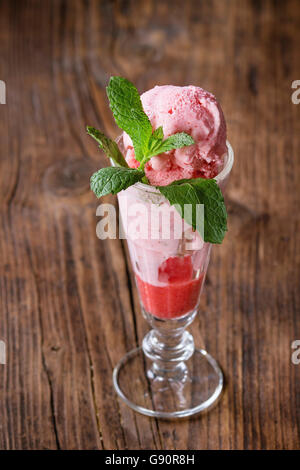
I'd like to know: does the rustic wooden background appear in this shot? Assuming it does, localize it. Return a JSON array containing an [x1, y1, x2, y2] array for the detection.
[[0, 0, 299, 450]]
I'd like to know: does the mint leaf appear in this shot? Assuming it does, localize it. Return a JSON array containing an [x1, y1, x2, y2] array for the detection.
[[148, 132, 194, 158], [152, 126, 164, 140], [87, 126, 128, 168], [144, 132, 195, 167], [158, 178, 227, 244], [106, 77, 152, 162], [148, 126, 164, 154], [90, 167, 144, 198]]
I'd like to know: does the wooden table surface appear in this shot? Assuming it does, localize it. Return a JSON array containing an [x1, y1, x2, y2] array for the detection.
[[0, 0, 299, 450]]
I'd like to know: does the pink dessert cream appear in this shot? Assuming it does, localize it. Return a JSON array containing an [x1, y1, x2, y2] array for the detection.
[[123, 85, 227, 185], [118, 85, 227, 320]]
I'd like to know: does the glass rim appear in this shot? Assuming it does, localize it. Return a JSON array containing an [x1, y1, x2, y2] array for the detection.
[[114, 136, 234, 193]]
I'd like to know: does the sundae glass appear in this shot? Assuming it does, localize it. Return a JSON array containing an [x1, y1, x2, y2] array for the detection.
[[87, 78, 234, 418], [113, 139, 233, 418]]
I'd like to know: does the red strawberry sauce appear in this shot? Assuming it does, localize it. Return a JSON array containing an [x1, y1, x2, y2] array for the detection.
[[136, 256, 204, 319]]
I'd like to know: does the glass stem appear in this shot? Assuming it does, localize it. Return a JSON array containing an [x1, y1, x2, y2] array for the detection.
[[142, 310, 197, 381]]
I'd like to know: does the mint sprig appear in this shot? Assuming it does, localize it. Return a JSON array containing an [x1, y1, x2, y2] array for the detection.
[[87, 126, 128, 168], [87, 76, 228, 244], [90, 167, 144, 198], [158, 178, 227, 244]]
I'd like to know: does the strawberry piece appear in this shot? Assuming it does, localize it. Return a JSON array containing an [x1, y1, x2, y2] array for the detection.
[[158, 255, 193, 284]]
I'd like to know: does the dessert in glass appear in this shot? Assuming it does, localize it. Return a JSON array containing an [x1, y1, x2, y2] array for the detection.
[[111, 85, 234, 418]]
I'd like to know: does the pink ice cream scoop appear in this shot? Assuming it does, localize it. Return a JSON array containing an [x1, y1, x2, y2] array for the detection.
[[123, 85, 227, 186]]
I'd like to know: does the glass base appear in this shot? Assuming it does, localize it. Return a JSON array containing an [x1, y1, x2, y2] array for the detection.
[[113, 347, 224, 419]]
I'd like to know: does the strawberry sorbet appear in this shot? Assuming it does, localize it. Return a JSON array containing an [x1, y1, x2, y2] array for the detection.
[[123, 85, 227, 186]]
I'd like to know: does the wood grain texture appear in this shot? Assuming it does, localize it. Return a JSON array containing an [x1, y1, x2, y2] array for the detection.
[[0, 0, 299, 449]]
